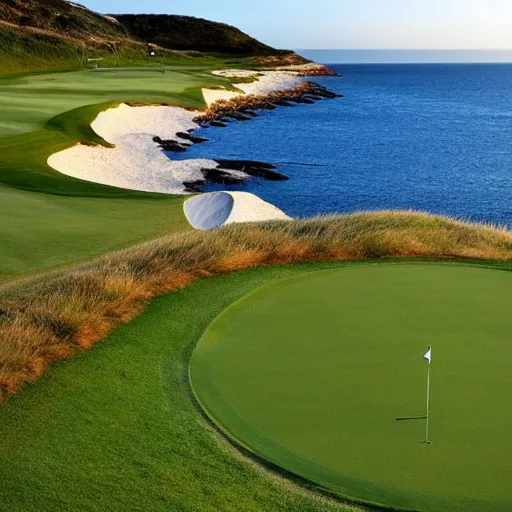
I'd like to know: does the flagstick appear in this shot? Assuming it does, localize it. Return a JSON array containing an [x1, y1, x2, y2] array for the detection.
[[425, 361, 431, 444]]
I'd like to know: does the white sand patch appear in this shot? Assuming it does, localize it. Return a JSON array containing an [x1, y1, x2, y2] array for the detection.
[[202, 88, 242, 107], [184, 191, 291, 230], [48, 103, 219, 194], [266, 63, 329, 73], [235, 71, 300, 96], [202, 70, 301, 106], [211, 70, 261, 78]]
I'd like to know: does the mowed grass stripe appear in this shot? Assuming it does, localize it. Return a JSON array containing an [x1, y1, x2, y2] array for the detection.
[[190, 264, 512, 512]]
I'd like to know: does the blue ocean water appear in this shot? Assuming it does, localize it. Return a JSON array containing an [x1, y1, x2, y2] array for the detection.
[[175, 64, 512, 226]]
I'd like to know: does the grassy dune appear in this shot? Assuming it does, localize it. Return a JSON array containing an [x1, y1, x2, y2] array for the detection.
[[1, 210, 512, 400]]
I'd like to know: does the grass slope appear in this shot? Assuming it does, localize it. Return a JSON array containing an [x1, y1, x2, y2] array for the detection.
[[191, 264, 512, 512], [113, 14, 292, 55], [0, 263, 358, 512], [0, 186, 188, 281], [1, 0, 126, 40], [2, 211, 512, 398]]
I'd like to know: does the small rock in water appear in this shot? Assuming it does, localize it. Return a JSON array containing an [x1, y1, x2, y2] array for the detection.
[[215, 159, 277, 171], [274, 100, 294, 107], [202, 168, 248, 185], [226, 112, 253, 121], [215, 159, 287, 181], [176, 132, 209, 144], [153, 136, 189, 152], [241, 110, 259, 117], [210, 120, 228, 128]]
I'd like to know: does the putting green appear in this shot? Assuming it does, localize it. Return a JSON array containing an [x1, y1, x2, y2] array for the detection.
[[190, 264, 512, 512]]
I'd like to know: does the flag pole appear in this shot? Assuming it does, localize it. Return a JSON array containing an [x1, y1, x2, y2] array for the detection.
[[425, 362, 431, 443], [424, 347, 432, 444]]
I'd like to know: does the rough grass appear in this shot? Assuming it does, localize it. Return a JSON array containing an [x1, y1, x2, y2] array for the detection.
[[1, 211, 512, 400]]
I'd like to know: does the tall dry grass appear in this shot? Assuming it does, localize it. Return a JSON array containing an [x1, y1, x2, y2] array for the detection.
[[1, 211, 512, 400]]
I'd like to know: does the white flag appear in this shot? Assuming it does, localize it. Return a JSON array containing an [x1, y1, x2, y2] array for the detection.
[[424, 347, 431, 364]]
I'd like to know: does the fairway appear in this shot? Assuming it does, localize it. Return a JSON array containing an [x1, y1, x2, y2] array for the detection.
[[0, 67, 229, 279], [190, 264, 512, 512]]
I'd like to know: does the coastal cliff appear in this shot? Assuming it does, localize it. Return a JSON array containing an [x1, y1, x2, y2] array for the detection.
[[1, 0, 334, 76]]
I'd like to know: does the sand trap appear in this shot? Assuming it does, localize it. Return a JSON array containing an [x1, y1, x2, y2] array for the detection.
[[184, 191, 290, 230], [48, 70, 302, 194], [48, 103, 219, 194], [202, 70, 301, 106], [201, 88, 242, 107]]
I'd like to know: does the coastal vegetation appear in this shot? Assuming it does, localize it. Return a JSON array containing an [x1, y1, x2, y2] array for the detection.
[[2, 211, 512, 400]]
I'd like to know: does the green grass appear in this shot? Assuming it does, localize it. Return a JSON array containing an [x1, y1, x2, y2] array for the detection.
[[0, 262, 363, 512], [0, 185, 189, 281], [0, 68, 225, 137], [0, 66, 237, 280], [190, 264, 512, 512]]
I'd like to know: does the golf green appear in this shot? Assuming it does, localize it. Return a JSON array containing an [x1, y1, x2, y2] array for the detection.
[[190, 264, 512, 512]]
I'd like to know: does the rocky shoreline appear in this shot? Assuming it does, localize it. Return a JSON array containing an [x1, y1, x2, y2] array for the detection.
[[194, 81, 341, 125], [48, 70, 342, 196], [158, 81, 342, 192]]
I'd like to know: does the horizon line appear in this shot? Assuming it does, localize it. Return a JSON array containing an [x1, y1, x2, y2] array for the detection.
[[295, 48, 512, 52]]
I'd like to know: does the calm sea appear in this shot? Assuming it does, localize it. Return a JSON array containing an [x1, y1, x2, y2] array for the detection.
[[175, 63, 512, 226]]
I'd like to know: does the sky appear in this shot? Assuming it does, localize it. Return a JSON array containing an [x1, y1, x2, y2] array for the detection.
[[80, 0, 512, 51]]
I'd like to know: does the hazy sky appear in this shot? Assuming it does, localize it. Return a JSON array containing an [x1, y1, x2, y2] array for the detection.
[[81, 0, 512, 50]]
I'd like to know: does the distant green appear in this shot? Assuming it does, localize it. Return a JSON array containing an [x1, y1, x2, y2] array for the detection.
[[191, 264, 512, 512], [0, 68, 224, 137]]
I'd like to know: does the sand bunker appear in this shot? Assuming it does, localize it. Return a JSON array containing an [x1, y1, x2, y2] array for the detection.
[[184, 191, 290, 230], [48, 103, 219, 194], [202, 70, 301, 106], [48, 70, 302, 194]]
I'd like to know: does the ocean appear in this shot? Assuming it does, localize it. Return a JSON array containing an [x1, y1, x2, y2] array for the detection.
[[175, 63, 512, 226]]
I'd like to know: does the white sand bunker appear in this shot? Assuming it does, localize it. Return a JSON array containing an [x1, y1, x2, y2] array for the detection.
[[48, 103, 219, 194], [184, 191, 290, 230], [48, 71, 302, 194], [202, 70, 301, 107]]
